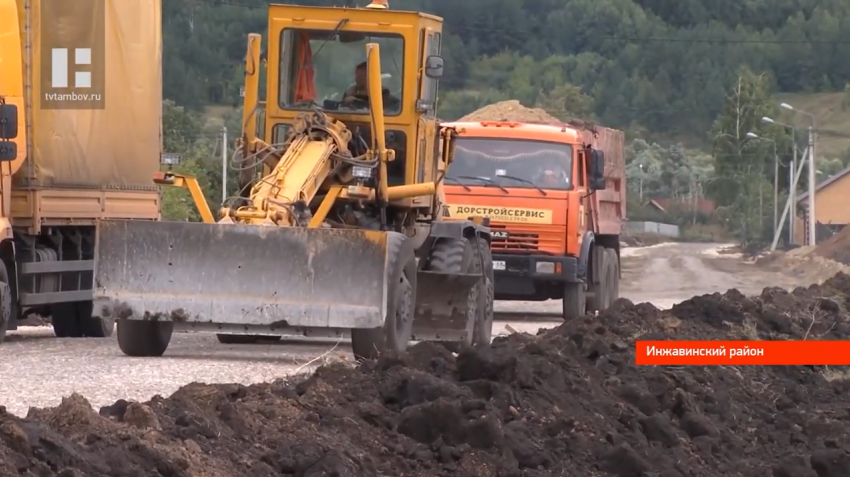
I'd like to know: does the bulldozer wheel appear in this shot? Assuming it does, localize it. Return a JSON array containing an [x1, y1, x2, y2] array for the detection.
[[51, 303, 84, 338], [116, 319, 174, 357], [427, 237, 477, 349], [562, 282, 587, 320], [350, 232, 416, 360], [0, 262, 11, 346], [216, 334, 282, 344], [471, 237, 494, 345]]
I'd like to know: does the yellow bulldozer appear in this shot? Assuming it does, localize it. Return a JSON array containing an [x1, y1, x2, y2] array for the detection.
[[92, 0, 496, 359]]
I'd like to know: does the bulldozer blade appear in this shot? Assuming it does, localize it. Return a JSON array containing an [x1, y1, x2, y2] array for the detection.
[[413, 270, 480, 337], [93, 219, 390, 329]]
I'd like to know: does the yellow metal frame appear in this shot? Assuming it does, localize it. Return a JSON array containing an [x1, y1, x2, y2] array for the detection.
[[153, 171, 214, 224]]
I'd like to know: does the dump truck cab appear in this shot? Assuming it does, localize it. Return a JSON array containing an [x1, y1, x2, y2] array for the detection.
[[441, 120, 625, 319]]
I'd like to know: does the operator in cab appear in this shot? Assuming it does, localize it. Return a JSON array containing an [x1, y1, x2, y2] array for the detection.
[[341, 61, 401, 111]]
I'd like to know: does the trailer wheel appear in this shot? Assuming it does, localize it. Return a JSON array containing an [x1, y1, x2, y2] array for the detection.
[[562, 282, 587, 320], [351, 232, 415, 360], [116, 319, 174, 357], [0, 262, 11, 345], [216, 334, 282, 344]]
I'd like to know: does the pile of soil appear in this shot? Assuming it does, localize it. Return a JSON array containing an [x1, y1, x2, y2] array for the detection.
[[5, 275, 850, 476], [815, 226, 850, 265], [458, 100, 561, 123]]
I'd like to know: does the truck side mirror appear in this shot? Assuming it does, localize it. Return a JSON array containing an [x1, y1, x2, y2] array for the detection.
[[0, 104, 18, 140], [589, 149, 605, 190], [425, 55, 443, 79]]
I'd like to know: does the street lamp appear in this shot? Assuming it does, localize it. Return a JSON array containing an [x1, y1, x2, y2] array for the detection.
[[780, 102, 817, 246], [747, 132, 779, 234], [762, 116, 799, 243]]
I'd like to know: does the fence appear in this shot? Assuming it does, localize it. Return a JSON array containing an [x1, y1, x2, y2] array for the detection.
[[624, 221, 681, 238]]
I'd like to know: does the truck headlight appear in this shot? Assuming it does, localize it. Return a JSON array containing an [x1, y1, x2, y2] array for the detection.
[[536, 262, 555, 273], [352, 166, 373, 179]]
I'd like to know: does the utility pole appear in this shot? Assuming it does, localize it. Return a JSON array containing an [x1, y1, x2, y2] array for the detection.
[[638, 164, 643, 202], [789, 130, 796, 244], [773, 146, 778, 234], [221, 126, 228, 204], [807, 125, 816, 246]]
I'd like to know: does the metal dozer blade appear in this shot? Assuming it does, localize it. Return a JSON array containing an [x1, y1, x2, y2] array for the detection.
[[93, 219, 394, 355]]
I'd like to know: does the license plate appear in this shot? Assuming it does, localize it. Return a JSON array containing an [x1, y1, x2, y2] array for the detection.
[[493, 260, 506, 271]]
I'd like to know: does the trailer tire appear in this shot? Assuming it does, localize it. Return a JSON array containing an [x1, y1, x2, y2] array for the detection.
[[351, 232, 415, 360], [562, 282, 587, 320], [0, 262, 11, 345], [216, 334, 282, 344], [117, 319, 174, 357]]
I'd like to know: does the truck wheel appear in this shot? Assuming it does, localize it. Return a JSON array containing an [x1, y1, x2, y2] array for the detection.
[[605, 249, 620, 305], [471, 237, 494, 345], [351, 232, 416, 360], [116, 319, 174, 357], [427, 237, 477, 349], [51, 303, 84, 338], [217, 334, 282, 344], [0, 262, 11, 345], [562, 282, 587, 320]]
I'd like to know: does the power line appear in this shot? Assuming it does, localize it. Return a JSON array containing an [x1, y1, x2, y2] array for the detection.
[[190, 0, 850, 45]]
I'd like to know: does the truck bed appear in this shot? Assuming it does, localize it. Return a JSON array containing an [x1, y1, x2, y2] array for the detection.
[[580, 127, 625, 236]]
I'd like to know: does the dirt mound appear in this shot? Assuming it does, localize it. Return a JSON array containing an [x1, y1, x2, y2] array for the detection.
[[458, 100, 561, 123], [5, 275, 850, 476], [815, 226, 850, 265]]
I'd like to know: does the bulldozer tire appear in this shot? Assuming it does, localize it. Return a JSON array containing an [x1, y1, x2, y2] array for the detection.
[[216, 334, 282, 344], [427, 236, 477, 349], [116, 319, 174, 357], [471, 236, 494, 346], [350, 232, 416, 360], [0, 262, 11, 346], [562, 282, 587, 320], [51, 303, 84, 338]]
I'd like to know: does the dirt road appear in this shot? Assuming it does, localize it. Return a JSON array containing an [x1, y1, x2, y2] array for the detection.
[[0, 242, 814, 416]]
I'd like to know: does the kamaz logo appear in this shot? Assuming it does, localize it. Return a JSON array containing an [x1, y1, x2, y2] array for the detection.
[[491, 231, 509, 239]]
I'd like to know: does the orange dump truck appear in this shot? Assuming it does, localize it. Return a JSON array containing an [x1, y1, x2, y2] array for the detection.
[[440, 120, 625, 319]]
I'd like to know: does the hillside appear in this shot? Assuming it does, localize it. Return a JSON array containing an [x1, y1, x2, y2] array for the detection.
[[775, 92, 850, 158]]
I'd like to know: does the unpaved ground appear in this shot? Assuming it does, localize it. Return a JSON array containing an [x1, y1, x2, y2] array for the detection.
[[0, 242, 829, 417], [5, 272, 850, 476]]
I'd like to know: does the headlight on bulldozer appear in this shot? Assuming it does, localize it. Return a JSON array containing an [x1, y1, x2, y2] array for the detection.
[[352, 166, 373, 179], [536, 261, 556, 274]]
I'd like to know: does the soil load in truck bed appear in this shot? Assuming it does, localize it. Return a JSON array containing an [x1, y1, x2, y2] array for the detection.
[[5, 275, 850, 476]]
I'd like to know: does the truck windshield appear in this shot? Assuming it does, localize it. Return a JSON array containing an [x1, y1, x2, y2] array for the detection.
[[278, 28, 404, 116], [448, 138, 574, 191]]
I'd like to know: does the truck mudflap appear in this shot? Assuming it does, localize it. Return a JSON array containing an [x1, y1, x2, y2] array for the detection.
[[93, 219, 391, 329], [413, 270, 480, 340]]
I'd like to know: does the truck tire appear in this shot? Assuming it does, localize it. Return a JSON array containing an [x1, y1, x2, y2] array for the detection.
[[562, 282, 587, 320], [351, 232, 415, 360], [427, 237, 478, 349], [471, 237, 494, 346], [116, 319, 174, 357], [605, 248, 620, 305], [0, 262, 11, 346], [216, 334, 282, 344]]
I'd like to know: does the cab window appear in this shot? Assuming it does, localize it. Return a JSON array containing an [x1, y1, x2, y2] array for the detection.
[[278, 29, 404, 116]]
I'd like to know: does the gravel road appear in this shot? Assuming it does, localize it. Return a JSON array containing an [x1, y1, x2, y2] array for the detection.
[[0, 242, 814, 416]]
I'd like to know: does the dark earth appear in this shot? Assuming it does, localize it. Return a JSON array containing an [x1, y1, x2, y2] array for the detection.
[[5, 274, 850, 477]]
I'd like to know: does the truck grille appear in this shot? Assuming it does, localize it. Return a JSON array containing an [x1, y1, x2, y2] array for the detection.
[[489, 225, 539, 251]]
